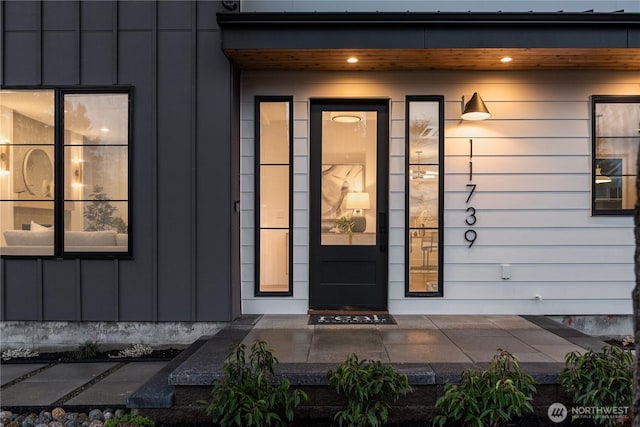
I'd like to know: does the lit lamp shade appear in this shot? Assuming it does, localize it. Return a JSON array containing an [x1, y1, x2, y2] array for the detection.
[[461, 92, 491, 121], [595, 166, 612, 184], [345, 192, 370, 232]]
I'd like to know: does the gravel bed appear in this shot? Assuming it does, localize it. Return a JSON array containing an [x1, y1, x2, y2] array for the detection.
[[0, 408, 129, 427]]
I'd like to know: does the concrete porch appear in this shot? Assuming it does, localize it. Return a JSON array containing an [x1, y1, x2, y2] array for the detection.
[[128, 314, 609, 425]]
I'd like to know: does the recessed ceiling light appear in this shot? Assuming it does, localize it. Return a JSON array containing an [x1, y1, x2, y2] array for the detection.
[[99, 127, 110, 132], [347, 57, 359, 64], [500, 57, 513, 63]]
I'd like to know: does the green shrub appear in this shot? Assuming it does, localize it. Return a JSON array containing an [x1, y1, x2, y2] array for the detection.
[[73, 341, 99, 360], [326, 353, 412, 427], [104, 414, 154, 427], [200, 340, 307, 427], [433, 349, 537, 427], [560, 345, 632, 426]]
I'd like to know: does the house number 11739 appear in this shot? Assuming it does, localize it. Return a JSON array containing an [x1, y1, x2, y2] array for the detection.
[[465, 139, 477, 247]]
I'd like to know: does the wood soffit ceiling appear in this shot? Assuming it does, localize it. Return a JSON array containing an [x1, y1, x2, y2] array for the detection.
[[224, 48, 640, 71], [218, 12, 640, 71]]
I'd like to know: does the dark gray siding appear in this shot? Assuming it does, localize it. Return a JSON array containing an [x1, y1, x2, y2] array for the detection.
[[1, 0, 237, 322]]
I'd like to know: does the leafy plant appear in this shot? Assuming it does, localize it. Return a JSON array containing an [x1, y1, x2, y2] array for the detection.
[[200, 340, 308, 427], [73, 340, 99, 360], [326, 353, 412, 427], [104, 414, 155, 427], [560, 345, 632, 426], [84, 184, 127, 232], [335, 216, 355, 234], [433, 349, 537, 427]]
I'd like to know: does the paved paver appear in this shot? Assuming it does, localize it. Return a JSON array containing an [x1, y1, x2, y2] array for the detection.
[[67, 362, 168, 405], [1, 364, 47, 386], [0, 363, 116, 406]]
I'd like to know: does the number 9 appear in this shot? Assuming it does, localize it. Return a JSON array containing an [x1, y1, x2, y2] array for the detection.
[[464, 229, 477, 248]]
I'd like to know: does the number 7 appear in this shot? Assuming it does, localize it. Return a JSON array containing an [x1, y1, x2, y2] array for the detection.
[[465, 184, 477, 204]]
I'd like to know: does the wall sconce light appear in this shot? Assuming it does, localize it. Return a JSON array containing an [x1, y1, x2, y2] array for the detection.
[[595, 165, 612, 184], [72, 159, 84, 188], [461, 92, 491, 121], [345, 192, 370, 232], [0, 146, 9, 176], [330, 111, 363, 123]]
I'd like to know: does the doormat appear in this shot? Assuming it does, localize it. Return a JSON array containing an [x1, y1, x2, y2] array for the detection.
[[308, 314, 396, 325]]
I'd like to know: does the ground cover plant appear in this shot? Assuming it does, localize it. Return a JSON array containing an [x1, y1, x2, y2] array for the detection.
[[326, 353, 412, 427], [433, 349, 537, 427], [560, 345, 633, 426], [201, 340, 307, 427]]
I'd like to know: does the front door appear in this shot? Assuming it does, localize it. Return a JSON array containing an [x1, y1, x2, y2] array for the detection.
[[309, 99, 389, 310]]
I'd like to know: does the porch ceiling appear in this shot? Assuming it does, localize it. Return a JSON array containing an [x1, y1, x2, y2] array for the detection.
[[218, 12, 640, 71], [223, 47, 640, 71]]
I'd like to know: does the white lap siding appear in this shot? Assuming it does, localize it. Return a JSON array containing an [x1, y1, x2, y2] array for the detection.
[[239, 70, 637, 315]]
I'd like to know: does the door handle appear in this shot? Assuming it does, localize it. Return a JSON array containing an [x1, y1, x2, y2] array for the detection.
[[379, 212, 387, 252]]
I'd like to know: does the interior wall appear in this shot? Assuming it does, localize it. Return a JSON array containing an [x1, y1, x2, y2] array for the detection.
[[240, 69, 637, 315]]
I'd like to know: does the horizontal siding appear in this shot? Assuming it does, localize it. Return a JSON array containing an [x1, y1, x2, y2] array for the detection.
[[241, 69, 637, 316]]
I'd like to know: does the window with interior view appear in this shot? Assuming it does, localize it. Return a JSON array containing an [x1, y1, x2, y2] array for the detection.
[[0, 89, 131, 257], [592, 96, 640, 216], [406, 96, 444, 296], [255, 97, 293, 295]]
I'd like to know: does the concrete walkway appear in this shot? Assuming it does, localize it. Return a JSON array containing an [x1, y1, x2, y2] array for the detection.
[[0, 315, 609, 411]]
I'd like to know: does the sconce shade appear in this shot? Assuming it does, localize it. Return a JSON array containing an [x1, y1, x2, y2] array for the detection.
[[461, 92, 491, 121], [346, 192, 370, 210]]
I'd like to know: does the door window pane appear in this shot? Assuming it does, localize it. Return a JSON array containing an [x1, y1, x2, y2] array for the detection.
[[321, 111, 376, 246]]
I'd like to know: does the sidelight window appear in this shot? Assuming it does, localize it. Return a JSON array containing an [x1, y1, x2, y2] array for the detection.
[[405, 96, 444, 296], [255, 97, 293, 295]]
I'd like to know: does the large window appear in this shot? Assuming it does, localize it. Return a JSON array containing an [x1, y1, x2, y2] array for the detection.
[[592, 96, 640, 216], [255, 97, 293, 295], [405, 96, 444, 296], [0, 89, 131, 257]]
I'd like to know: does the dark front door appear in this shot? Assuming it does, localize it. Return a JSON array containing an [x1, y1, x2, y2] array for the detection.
[[309, 99, 389, 311]]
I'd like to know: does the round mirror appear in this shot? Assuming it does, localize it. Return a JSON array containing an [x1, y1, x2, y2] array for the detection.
[[23, 148, 53, 197]]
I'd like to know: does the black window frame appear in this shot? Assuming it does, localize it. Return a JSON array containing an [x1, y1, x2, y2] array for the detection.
[[254, 96, 294, 297], [591, 95, 640, 217], [405, 95, 445, 297], [0, 86, 133, 259]]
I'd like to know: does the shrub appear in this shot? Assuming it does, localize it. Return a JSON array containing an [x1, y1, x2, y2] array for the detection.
[[108, 343, 153, 359], [560, 345, 632, 426], [104, 414, 154, 427], [326, 353, 412, 427], [200, 340, 307, 427], [73, 341, 99, 360], [433, 349, 537, 427], [1, 347, 39, 361]]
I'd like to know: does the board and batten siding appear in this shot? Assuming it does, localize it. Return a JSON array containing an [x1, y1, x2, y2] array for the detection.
[[1, 0, 236, 322], [240, 70, 637, 315]]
